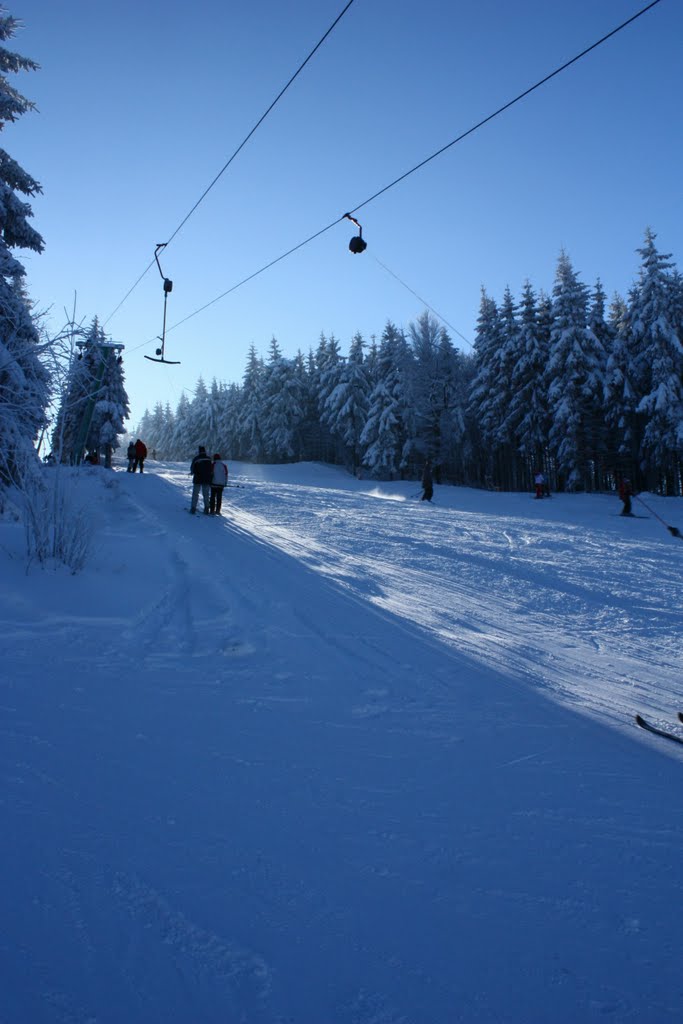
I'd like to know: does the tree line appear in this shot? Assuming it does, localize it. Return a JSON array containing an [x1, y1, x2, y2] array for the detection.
[[138, 231, 683, 494]]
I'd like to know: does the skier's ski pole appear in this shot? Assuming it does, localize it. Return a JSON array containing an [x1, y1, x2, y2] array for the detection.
[[634, 494, 682, 539]]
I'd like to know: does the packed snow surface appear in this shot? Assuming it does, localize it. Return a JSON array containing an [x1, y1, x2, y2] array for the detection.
[[1, 460, 682, 1023]]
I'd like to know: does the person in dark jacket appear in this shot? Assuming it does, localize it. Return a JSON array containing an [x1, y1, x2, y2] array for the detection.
[[133, 438, 147, 473], [421, 459, 434, 502], [619, 477, 633, 516], [209, 453, 229, 515], [126, 441, 136, 472], [189, 446, 213, 514]]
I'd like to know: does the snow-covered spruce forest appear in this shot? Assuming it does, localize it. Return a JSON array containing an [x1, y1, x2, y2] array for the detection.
[[138, 236, 683, 495]]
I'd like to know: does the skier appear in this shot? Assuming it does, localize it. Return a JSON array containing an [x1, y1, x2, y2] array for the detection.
[[189, 446, 213, 514], [421, 459, 434, 502], [619, 477, 633, 516], [209, 453, 228, 515], [126, 440, 136, 472], [133, 438, 147, 473], [534, 470, 545, 499]]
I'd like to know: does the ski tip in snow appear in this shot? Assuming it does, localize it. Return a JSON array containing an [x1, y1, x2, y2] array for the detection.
[[635, 713, 683, 746]]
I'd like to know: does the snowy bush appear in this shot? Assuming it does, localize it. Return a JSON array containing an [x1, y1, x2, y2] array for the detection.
[[15, 460, 92, 573]]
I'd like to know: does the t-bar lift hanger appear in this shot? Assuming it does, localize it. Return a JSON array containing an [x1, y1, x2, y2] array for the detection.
[[145, 243, 180, 364]]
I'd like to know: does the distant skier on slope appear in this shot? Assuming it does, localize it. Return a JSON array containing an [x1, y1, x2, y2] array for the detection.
[[189, 446, 213, 514], [534, 470, 545, 499], [619, 477, 633, 517], [421, 459, 434, 502]]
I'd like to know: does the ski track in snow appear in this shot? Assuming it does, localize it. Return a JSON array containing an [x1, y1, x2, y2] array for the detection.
[[1, 460, 683, 1023]]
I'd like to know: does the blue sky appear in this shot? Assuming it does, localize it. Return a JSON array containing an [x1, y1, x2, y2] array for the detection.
[[7, 0, 683, 426]]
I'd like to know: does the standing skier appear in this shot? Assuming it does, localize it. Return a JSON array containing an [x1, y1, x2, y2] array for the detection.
[[189, 446, 213, 514], [126, 440, 136, 472], [534, 470, 545, 499], [209, 453, 228, 515], [421, 459, 434, 502], [133, 438, 147, 473], [619, 478, 633, 517]]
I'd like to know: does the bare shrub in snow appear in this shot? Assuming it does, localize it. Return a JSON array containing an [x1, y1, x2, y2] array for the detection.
[[14, 458, 92, 573]]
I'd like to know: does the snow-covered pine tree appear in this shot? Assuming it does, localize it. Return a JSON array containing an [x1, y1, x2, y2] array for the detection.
[[504, 281, 551, 485], [315, 333, 345, 463], [361, 321, 410, 479], [547, 252, 606, 491], [629, 229, 683, 492], [434, 327, 472, 483], [169, 391, 192, 459], [204, 378, 224, 451], [215, 383, 240, 459], [87, 335, 129, 468], [584, 280, 614, 488], [260, 337, 305, 461], [140, 401, 170, 459], [297, 348, 322, 462], [236, 344, 264, 461], [159, 401, 175, 457], [136, 409, 153, 447], [492, 287, 522, 489], [0, 9, 48, 484], [183, 377, 211, 452], [604, 290, 637, 480], [406, 311, 443, 467], [51, 318, 123, 464], [468, 289, 503, 487], [323, 331, 370, 472]]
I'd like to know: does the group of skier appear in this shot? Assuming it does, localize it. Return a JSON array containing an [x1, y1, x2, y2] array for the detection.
[[422, 459, 636, 517], [126, 439, 148, 473], [124, 442, 636, 521], [189, 446, 229, 515]]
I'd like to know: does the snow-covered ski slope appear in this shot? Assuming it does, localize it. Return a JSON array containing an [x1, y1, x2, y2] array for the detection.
[[2, 460, 682, 1023]]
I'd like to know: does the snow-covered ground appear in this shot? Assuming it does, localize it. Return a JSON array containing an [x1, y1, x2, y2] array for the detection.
[[2, 460, 682, 1023]]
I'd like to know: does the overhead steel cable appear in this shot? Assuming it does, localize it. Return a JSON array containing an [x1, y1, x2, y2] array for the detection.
[[346, 0, 665, 217], [145, 0, 664, 346], [103, 0, 358, 327], [163, 219, 345, 333], [371, 254, 472, 348]]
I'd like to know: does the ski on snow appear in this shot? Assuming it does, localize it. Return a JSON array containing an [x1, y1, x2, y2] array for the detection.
[[634, 713, 683, 746]]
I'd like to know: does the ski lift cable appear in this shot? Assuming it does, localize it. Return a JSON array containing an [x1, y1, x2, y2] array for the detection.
[[346, 0, 665, 218], [371, 254, 472, 348], [163, 0, 358, 250], [126, 217, 345, 353], [634, 493, 682, 539], [130, 0, 663, 348], [102, 0, 359, 328]]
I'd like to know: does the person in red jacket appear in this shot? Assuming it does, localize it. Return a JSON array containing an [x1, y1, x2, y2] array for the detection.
[[133, 438, 147, 473]]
